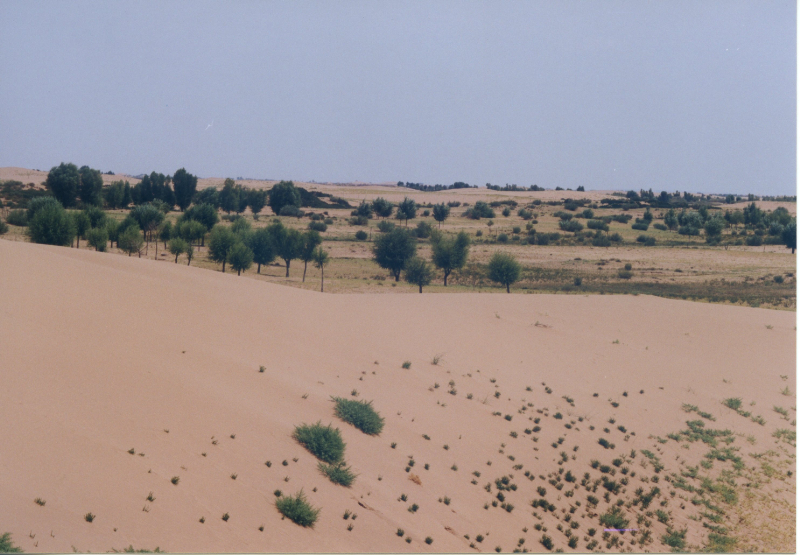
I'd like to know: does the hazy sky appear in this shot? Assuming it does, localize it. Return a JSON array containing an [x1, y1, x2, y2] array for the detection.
[[0, 1, 795, 194]]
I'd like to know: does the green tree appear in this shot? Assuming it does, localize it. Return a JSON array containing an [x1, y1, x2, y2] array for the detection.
[[105, 219, 120, 247], [488, 252, 522, 293], [186, 243, 194, 265], [247, 189, 268, 219], [0, 532, 23, 553], [83, 206, 107, 229], [269, 181, 301, 215], [72, 211, 91, 248], [395, 197, 417, 227], [27, 203, 75, 246], [218, 178, 239, 214], [195, 186, 220, 208], [354, 200, 373, 219], [228, 242, 254, 275], [268, 219, 303, 277], [300, 230, 323, 282], [181, 203, 219, 244], [236, 185, 249, 214], [371, 197, 393, 219], [664, 209, 678, 230], [311, 246, 330, 292], [230, 216, 252, 238], [247, 227, 276, 273], [704, 217, 725, 241], [172, 168, 198, 211], [78, 165, 104, 206], [86, 226, 109, 251], [130, 203, 165, 254], [208, 225, 238, 272], [118, 225, 144, 256], [373, 227, 416, 281], [404, 256, 434, 293], [431, 230, 470, 285], [45, 162, 80, 207], [27, 196, 61, 221], [169, 237, 188, 263], [432, 203, 450, 227], [782, 220, 796, 254], [177, 220, 207, 247], [160, 220, 172, 248]]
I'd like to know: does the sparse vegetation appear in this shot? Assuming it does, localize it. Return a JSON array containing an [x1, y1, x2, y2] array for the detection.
[[276, 490, 320, 527]]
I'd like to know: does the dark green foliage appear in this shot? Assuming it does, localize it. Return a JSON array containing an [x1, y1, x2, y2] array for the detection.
[[0, 219, 7, 235], [333, 396, 385, 435], [247, 189, 268, 217], [27, 196, 63, 221], [86, 226, 109, 251], [247, 228, 276, 273], [7, 209, 28, 226], [372, 197, 393, 218], [45, 162, 80, 207], [293, 422, 345, 464], [172, 168, 197, 211], [430, 230, 470, 285], [275, 490, 320, 527], [79, 165, 104, 206], [631, 222, 649, 231], [661, 528, 687, 550], [130, 203, 165, 242], [268, 220, 303, 277], [559, 219, 584, 233], [373, 227, 416, 281], [353, 200, 373, 219], [195, 187, 219, 208], [308, 221, 327, 232], [318, 461, 356, 486], [488, 252, 522, 293], [181, 203, 219, 233], [540, 534, 553, 550], [72, 211, 91, 245], [413, 220, 433, 238], [497, 232, 508, 243], [355, 229, 368, 240], [432, 203, 450, 226], [722, 398, 742, 411], [587, 219, 608, 231], [599, 506, 628, 529], [27, 202, 75, 246], [465, 201, 495, 219], [782, 220, 797, 253], [269, 181, 302, 215], [395, 197, 417, 225], [404, 256, 434, 292], [0, 532, 22, 553], [228, 242, 254, 275], [208, 225, 238, 272]]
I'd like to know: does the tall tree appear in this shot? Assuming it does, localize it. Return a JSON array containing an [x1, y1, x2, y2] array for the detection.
[[169, 237, 188, 263], [228, 242, 254, 275], [247, 189, 268, 219], [118, 225, 145, 257], [488, 252, 522, 293], [299, 230, 323, 282], [219, 178, 239, 214], [268, 219, 303, 277], [432, 203, 450, 227], [172, 168, 198, 211], [403, 257, 434, 293], [782, 220, 796, 254], [311, 246, 330, 292], [372, 227, 416, 281], [71, 211, 91, 248], [395, 197, 417, 227], [247, 227, 276, 273], [371, 197, 393, 219], [79, 166, 104, 206], [430, 230, 470, 285], [268, 181, 301, 215], [45, 163, 80, 207], [27, 202, 75, 246], [208, 225, 238, 273]]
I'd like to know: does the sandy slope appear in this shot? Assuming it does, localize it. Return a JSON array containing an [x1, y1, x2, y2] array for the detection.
[[0, 240, 795, 553]]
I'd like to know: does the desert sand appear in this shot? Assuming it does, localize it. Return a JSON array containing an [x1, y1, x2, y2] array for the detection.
[[0, 239, 795, 553]]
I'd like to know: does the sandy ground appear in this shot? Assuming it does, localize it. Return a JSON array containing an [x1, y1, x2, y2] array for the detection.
[[0, 240, 796, 553]]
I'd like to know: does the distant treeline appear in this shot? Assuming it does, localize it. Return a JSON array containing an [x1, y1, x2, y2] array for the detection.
[[397, 181, 476, 192]]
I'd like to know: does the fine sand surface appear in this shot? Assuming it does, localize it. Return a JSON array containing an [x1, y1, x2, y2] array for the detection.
[[0, 240, 795, 553]]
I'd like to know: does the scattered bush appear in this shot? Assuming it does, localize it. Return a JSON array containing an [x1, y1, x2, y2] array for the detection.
[[276, 490, 320, 527], [6, 209, 27, 226], [293, 422, 345, 464], [308, 221, 327, 232], [332, 397, 385, 435], [354, 229, 368, 240], [318, 461, 356, 487]]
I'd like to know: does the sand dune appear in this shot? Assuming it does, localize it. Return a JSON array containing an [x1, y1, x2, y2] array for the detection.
[[0, 240, 795, 553]]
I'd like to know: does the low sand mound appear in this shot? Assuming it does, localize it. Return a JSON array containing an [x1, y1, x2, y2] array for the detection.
[[0, 240, 795, 553]]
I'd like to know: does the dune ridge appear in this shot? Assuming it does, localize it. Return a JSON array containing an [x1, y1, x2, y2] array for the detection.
[[0, 240, 795, 553]]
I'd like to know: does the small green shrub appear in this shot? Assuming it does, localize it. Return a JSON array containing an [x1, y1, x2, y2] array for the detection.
[[661, 528, 687, 550], [354, 230, 368, 240], [722, 398, 742, 411], [540, 534, 554, 550], [402, 361, 411, 369], [318, 461, 356, 486], [293, 422, 345, 464], [0, 533, 22, 553], [85, 512, 96, 523], [332, 397, 385, 435], [276, 490, 320, 527]]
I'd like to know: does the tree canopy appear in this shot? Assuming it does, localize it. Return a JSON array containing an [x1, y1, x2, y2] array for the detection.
[[208, 225, 238, 272], [78, 165, 104, 206], [269, 181, 301, 215], [403, 257, 434, 293], [372, 227, 416, 281], [430, 230, 470, 285], [45, 163, 80, 207], [173, 168, 198, 211], [268, 219, 303, 277], [488, 252, 522, 293]]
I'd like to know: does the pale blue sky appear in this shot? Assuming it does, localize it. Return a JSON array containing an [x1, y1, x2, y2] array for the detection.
[[0, 1, 795, 194]]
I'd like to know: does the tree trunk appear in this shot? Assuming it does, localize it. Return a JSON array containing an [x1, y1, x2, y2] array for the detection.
[[175, 253, 179, 263], [419, 284, 422, 293], [222, 260, 226, 273], [303, 260, 308, 282], [238, 268, 241, 276], [506, 283, 510, 293], [155, 240, 158, 258], [257, 263, 261, 274], [395, 272, 400, 281], [285, 260, 291, 277], [187, 256, 191, 266], [444, 270, 449, 286], [320, 266, 324, 292]]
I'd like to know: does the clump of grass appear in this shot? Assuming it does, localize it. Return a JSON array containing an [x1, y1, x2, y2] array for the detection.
[[397, 528, 405, 537], [402, 361, 412, 369], [781, 386, 792, 396], [276, 490, 320, 527], [319, 461, 356, 487], [332, 397, 385, 435], [599, 506, 628, 529], [259, 365, 265, 373], [146, 492, 155, 502], [722, 398, 742, 411], [85, 512, 96, 523], [293, 422, 345, 464], [128, 448, 136, 455], [661, 528, 687, 550], [170, 476, 179, 485], [425, 537, 433, 544], [222, 513, 230, 522], [34, 497, 46, 506]]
